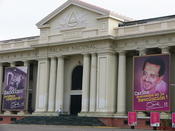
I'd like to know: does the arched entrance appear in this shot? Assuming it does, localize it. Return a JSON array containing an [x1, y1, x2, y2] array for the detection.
[[70, 65, 83, 115]]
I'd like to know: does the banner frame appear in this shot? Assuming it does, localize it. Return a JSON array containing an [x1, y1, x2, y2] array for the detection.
[[132, 53, 170, 112], [2, 66, 28, 111]]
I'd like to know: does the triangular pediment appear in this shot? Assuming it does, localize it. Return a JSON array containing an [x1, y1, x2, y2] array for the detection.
[[36, 0, 131, 28]]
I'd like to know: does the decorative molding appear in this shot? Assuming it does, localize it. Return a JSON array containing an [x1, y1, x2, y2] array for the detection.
[[114, 35, 175, 51], [48, 43, 96, 55], [0, 50, 38, 62]]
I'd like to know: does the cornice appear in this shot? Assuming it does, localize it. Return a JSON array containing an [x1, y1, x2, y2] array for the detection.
[[0, 47, 34, 54], [115, 28, 175, 40], [32, 35, 115, 48]]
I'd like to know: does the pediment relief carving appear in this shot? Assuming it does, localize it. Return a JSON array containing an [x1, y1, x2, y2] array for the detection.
[[53, 7, 89, 31]]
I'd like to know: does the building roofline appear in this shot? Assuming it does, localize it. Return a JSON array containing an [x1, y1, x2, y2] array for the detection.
[[119, 14, 175, 27], [36, 0, 132, 28], [0, 36, 39, 43]]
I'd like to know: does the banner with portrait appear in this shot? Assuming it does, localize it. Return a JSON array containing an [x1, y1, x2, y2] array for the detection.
[[2, 66, 28, 111], [133, 54, 170, 111]]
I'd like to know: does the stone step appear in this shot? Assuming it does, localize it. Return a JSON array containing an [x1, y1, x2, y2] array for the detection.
[[13, 116, 105, 126]]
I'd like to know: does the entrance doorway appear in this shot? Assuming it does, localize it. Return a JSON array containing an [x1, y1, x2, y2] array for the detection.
[[70, 65, 83, 115], [70, 95, 82, 115]]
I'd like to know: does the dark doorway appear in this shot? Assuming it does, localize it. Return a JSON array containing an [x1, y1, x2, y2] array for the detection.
[[71, 65, 83, 90], [70, 95, 82, 115], [28, 93, 33, 113]]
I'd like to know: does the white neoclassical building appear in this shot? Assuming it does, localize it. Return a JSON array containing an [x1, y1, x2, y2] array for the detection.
[[0, 0, 175, 119]]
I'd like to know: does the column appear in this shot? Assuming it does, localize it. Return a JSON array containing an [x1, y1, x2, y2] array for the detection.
[[34, 58, 49, 113], [18, 61, 30, 115], [32, 61, 37, 113], [0, 63, 3, 113], [160, 46, 170, 118], [81, 54, 90, 112], [116, 51, 126, 115], [48, 57, 57, 112], [89, 53, 97, 112], [55, 56, 64, 112], [24, 61, 30, 113]]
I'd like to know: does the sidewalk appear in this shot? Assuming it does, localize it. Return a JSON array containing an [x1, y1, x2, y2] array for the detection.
[[0, 124, 155, 131]]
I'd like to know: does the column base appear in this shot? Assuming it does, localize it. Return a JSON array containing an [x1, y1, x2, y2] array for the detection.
[[137, 112, 146, 118], [17, 111, 29, 115], [114, 112, 127, 117], [79, 112, 115, 117], [4, 111, 12, 115], [160, 112, 170, 119], [46, 112, 58, 116]]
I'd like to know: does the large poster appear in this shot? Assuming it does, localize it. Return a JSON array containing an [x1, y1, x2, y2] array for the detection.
[[2, 66, 28, 111], [133, 54, 170, 111]]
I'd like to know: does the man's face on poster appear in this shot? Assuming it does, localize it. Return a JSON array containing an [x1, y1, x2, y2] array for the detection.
[[141, 62, 163, 91]]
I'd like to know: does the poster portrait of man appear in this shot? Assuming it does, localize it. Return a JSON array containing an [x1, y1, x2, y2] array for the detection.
[[133, 54, 170, 111]]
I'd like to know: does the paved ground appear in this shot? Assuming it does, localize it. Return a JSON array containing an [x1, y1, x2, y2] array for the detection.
[[0, 124, 154, 131]]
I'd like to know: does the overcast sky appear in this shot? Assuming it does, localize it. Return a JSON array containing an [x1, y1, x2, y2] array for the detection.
[[0, 0, 175, 40]]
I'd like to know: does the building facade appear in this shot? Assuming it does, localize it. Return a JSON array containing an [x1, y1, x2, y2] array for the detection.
[[0, 0, 175, 119]]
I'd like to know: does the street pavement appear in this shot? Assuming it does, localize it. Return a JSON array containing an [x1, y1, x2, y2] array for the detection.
[[0, 124, 155, 131]]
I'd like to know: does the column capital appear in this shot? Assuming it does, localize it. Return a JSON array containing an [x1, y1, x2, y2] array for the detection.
[[160, 46, 170, 54], [82, 53, 90, 56], [49, 56, 57, 59], [137, 48, 147, 56], [10, 61, 16, 67], [37, 57, 49, 61], [56, 55, 65, 59], [116, 50, 126, 55], [91, 53, 97, 57], [98, 50, 116, 55], [23, 60, 29, 66]]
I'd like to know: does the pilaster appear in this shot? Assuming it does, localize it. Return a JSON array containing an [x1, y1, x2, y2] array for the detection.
[[96, 51, 117, 113]]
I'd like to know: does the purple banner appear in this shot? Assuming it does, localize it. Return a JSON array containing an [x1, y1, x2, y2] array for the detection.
[[133, 54, 170, 111], [2, 66, 28, 111]]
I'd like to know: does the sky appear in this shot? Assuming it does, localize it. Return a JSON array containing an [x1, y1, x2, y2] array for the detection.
[[0, 0, 175, 41]]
